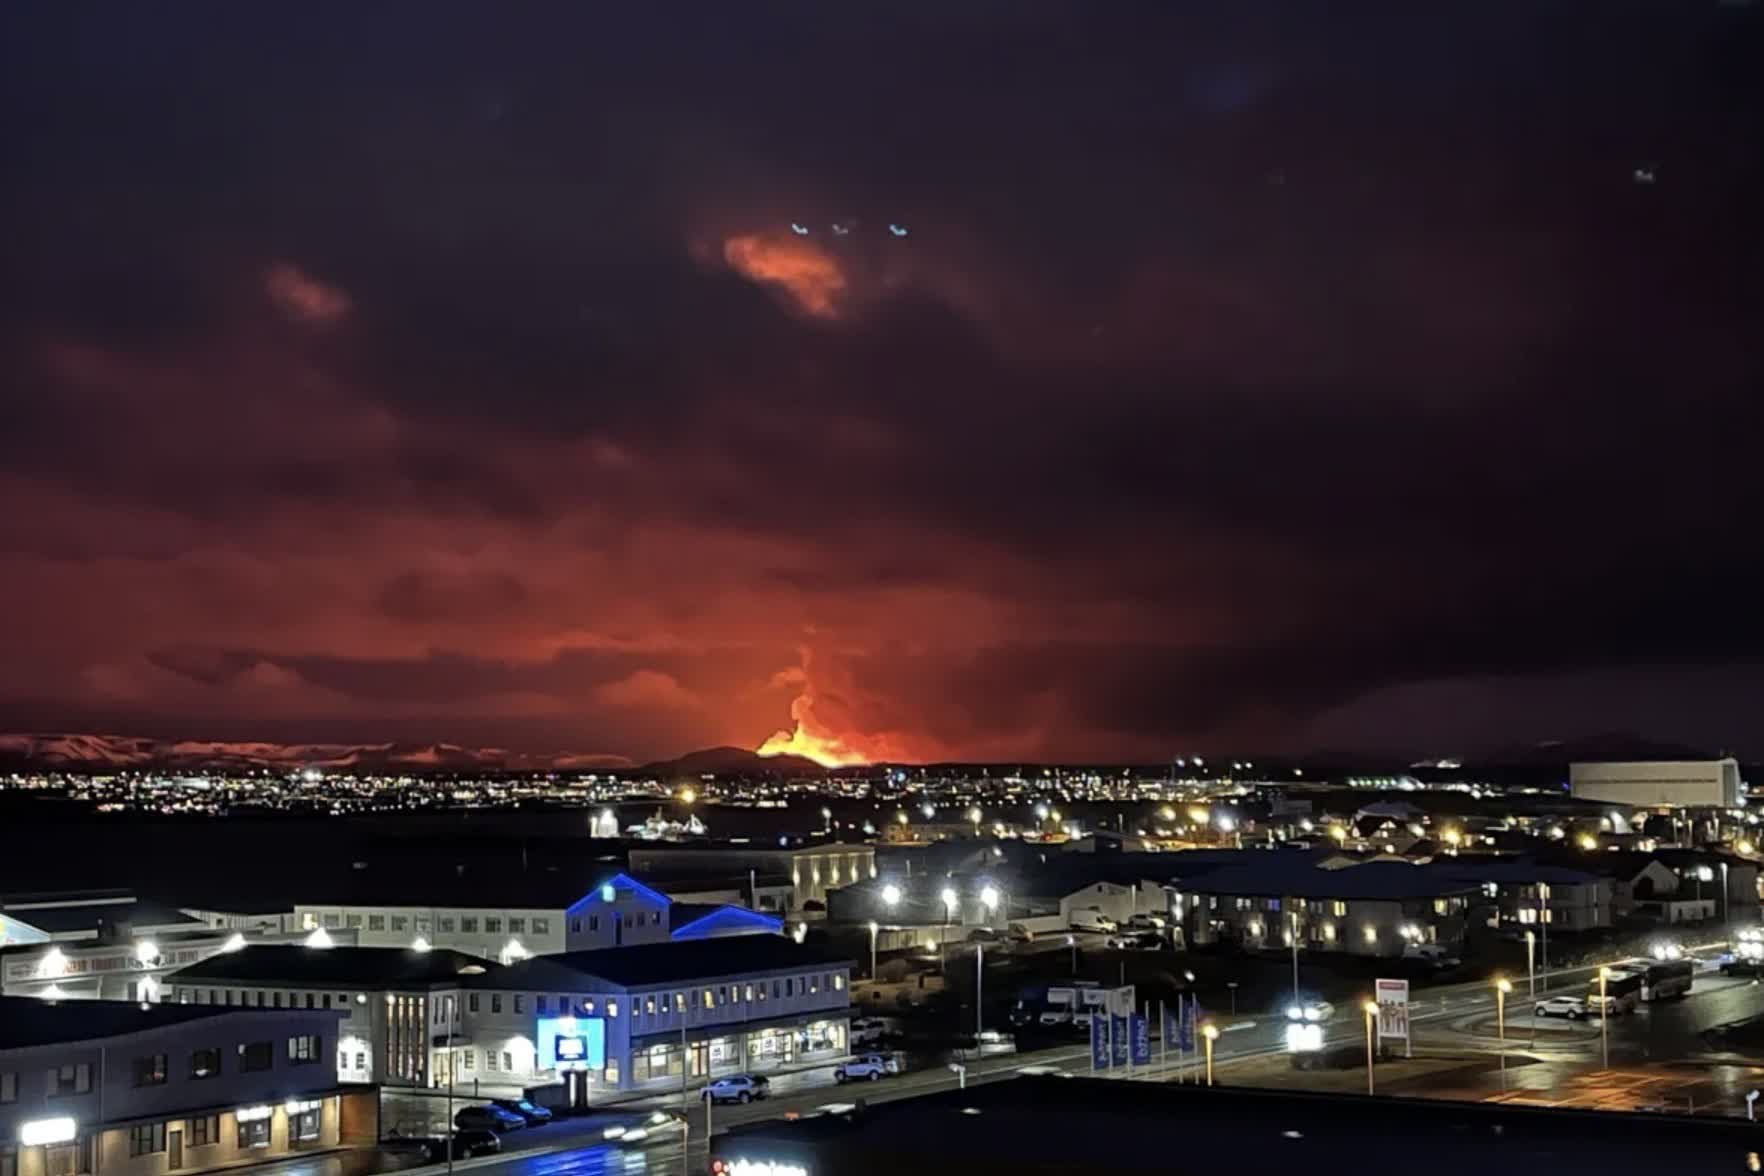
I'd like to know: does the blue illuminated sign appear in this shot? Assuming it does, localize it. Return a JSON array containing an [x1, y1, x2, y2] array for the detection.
[[537, 1015, 605, 1070]]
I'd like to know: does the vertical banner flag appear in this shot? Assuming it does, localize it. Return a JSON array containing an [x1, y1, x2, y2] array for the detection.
[[1131, 1014, 1152, 1065], [1090, 1012, 1110, 1069], [1112, 1014, 1130, 1065]]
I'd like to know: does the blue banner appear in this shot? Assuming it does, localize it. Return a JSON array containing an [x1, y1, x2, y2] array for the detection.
[[1131, 1014, 1151, 1065], [1090, 1013, 1109, 1069], [1112, 1014, 1129, 1065], [1165, 1008, 1181, 1049], [1180, 999, 1198, 1051]]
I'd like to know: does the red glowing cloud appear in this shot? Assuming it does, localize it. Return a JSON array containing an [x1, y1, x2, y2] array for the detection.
[[721, 234, 847, 318]]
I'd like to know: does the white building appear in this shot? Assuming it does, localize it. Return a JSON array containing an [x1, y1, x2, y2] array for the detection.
[[1569, 759, 1742, 808]]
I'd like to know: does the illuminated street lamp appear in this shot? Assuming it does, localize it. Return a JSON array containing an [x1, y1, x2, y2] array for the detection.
[[1494, 977, 1512, 1087], [1598, 967, 1612, 1069], [940, 887, 958, 918], [881, 883, 902, 908], [1362, 1001, 1379, 1094], [1524, 930, 1536, 997], [1202, 1022, 1219, 1085], [979, 884, 1001, 921], [969, 807, 983, 836], [868, 920, 879, 981]]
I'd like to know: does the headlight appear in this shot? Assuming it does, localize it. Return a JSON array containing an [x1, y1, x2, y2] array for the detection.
[[1305, 1006, 1321, 1022], [1286, 1005, 1302, 1021]]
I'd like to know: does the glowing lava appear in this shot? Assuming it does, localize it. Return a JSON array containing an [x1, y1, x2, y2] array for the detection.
[[756, 692, 878, 768]]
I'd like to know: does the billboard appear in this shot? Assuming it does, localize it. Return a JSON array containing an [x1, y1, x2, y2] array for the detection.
[[1374, 978, 1410, 1056], [537, 1015, 606, 1071]]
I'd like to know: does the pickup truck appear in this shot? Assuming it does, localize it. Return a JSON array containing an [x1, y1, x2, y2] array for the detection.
[[834, 1053, 901, 1082]]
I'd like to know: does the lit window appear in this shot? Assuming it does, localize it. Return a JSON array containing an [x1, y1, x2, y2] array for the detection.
[[607, 1000, 619, 1017]]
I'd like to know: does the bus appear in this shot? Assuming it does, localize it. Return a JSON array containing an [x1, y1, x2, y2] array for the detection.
[[1590, 970, 1641, 1016], [1641, 959, 1694, 1001]]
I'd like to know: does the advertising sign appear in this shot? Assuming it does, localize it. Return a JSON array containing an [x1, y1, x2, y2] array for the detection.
[[537, 1015, 606, 1071], [1130, 1014, 1151, 1065], [1374, 977, 1410, 1055]]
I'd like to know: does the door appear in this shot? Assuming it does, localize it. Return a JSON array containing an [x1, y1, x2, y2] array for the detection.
[[168, 1130, 183, 1170]]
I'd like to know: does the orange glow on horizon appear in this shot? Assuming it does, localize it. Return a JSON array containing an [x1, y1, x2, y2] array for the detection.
[[757, 722, 871, 768]]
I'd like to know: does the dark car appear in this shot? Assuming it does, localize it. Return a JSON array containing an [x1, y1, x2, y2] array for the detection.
[[491, 1098, 553, 1125], [456, 1104, 526, 1132], [423, 1130, 501, 1161]]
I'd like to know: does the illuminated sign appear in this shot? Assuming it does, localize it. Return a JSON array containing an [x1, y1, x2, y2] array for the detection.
[[537, 1014, 605, 1070], [20, 1118, 78, 1146], [235, 1106, 273, 1123], [722, 1160, 808, 1176], [283, 1099, 322, 1114]]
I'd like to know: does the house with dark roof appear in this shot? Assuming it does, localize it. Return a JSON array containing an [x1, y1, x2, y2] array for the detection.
[[0, 996, 370, 1176], [164, 937, 854, 1103], [1171, 858, 1479, 958]]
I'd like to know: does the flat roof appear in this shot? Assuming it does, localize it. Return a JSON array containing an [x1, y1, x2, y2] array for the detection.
[[0, 900, 204, 935], [0, 997, 275, 1050], [479, 936, 854, 990], [168, 944, 490, 987], [1179, 859, 1482, 901], [717, 1075, 1760, 1175]]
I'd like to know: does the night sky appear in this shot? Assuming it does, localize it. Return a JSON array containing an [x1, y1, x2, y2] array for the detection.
[[3, 3, 1762, 766]]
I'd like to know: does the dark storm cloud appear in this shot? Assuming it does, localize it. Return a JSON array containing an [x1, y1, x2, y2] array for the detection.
[[1, 1, 1761, 760]]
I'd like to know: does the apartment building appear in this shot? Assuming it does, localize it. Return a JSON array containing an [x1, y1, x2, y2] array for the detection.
[[1174, 859, 1478, 958], [165, 937, 852, 1104], [285, 872, 775, 963], [628, 844, 876, 910], [0, 998, 371, 1176]]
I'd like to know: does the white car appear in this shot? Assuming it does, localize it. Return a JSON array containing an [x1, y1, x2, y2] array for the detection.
[[1534, 996, 1586, 1019], [701, 1075, 770, 1104], [1069, 911, 1118, 934], [834, 1053, 900, 1082], [850, 1017, 888, 1046], [1285, 1001, 1334, 1023]]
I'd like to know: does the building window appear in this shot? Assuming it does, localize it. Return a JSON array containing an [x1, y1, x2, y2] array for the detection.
[[289, 1035, 321, 1064], [645, 996, 657, 1016], [2, 1145, 15, 1176], [675, 992, 686, 1012], [189, 1115, 219, 1147], [537, 996, 549, 1015], [128, 1123, 166, 1157], [355, 1052, 366, 1071], [785, 978, 794, 997], [438, 917, 455, 933], [604, 1058, 619, 1085], [415, 916, 431, 933], [238, 1041, 273, 1072], [583, 998, 596, 1014], [491, 994, 503, 1014], [651, 911, 662, 925], [190, 1048, 221, 1079], [323, 914, 341, 929], [238, 1118, 271, 1149], [291, 1106, 322, 1142], [42, 1137, 89, 1176], [702, 989, 714, 1009], [368, 915, 386, 931], [1331, 901, 1348, 917], [1433, 899, 1449, 915], [461, 1051, 475, 1071], [514, 995, 525, 1014], [461, 917, 478, 934], [502, 1051, 513, 1072], [129, 1053, 166, 1086], [587, 915, 599, 933], [48, 1064, 91, 1100], [533, 918, 550, 934], [486, 1051, 499, 1073], [346, 914, 363, 929], [509, 918, 525, 934], [469, 994, 480, 1012], [570, 919, 582, 934], [0, 1071, 14, 1103], [485, 918, 502, 933], [757, 985, 767, 1002], [390, 915, 408, 932], [833, 974, 845, 991], [772, 980, 781, 998]]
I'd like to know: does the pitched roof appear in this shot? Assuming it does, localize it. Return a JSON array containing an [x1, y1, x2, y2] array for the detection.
[[1179, 859, 1480, 901], [472, 936, 853, 990], [0, 996, 311, 1050], [168, 944, 490, 987]]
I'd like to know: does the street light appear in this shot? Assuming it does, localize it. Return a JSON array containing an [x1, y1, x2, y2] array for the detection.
[[969, 806, 983, 836], [1598, 967, 1612, 1069], [868, 921, 879, 981], [881, 882, 902, 908], [1362, 1001, 1378, 1094], [1201, 1022, 1219, 1085], [1524, 930, 1536, 998], [979, 884, 1000, 921], [1494, 977, 1512, 1087]]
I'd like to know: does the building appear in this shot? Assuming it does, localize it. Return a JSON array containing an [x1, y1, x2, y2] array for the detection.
[[0, 997, 372, 1176], [284, 872, 776, 962], [1173, 859, 1477, 957], [165, 937, 853, 1103], [1569, 758, 1743, 808], [1433, 862, 1614, 932], [1, 893, 341, 1003], [165, 945, 493, 1088], [628, 844, 876, 910]]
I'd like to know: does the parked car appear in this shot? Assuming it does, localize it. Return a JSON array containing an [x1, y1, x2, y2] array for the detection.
[[1037, 1008, 1075, 1027], [1284, 1000, 1335, 1023], [702, 1074, 770, 1104], [1106, 931, 1162, 952], [456, 1104, 526, 1132], [491, 1097, 553, 1125], [1068, 910, 1118, 934], [834, 1053, 901, 1082], [850, 1017, 888, 1046], [1124, 913, 1167, 931], [423, 1130, 501, 1161], [1534, 996, 1586, 1020]]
